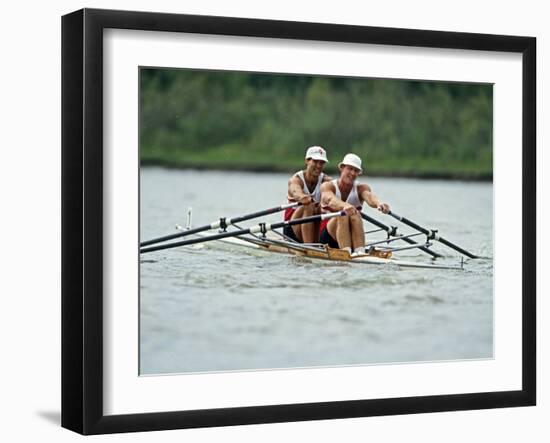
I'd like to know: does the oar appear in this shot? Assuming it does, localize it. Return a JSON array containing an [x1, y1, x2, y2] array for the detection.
[[140, 211, 346, 254], [388, 211, 478, 259], [360, 212, 442, 259], [140, 202, 300, 247]]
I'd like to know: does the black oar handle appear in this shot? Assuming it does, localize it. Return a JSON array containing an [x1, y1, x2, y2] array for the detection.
[[388, 211, 478, 259], [361, 212, 442, 259], [140, 202, 300, 247], [140, 211, 344, 254]]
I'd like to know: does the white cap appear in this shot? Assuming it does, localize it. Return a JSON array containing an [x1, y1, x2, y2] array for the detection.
[[338, 153, 363, 173], [305, 146, 328, 163]]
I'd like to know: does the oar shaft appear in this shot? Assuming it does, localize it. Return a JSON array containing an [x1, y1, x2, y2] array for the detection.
[[388, 211, 430, 236], [141, 226, 252, 253], [139, 224, 211, 247], [437, 237, 479, 259], [231, 202, 299, 225], [388, 211, 478, 259], [140, 211, 345, 254], [401, 236, 441, 258], [360, 212, 442, 259], [360, 211, 393, 233], [140, 202, 299, 247]]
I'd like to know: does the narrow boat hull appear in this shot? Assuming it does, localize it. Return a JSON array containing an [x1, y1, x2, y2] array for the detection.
[[190, 232, 462, 270]]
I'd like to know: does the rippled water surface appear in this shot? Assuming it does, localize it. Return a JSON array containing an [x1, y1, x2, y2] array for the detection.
[[140, 167, 493, 374]]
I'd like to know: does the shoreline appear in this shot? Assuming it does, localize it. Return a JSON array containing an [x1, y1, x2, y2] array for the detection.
[[140, 160, 493, 182]]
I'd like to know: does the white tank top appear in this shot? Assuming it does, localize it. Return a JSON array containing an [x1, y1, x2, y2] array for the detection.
[[288, 170, 325, 203], [332, 179, 362, 209]]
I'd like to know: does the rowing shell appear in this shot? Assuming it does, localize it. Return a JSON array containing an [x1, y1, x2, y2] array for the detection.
[[189, 232, 463, 270]]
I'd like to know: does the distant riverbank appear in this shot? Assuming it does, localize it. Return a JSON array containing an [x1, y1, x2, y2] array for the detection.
[[140, 158, 492, 181]]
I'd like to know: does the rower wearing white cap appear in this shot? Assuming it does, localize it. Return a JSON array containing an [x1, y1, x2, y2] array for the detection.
[[284, 146, 332, 243], [320, 153, 390, 255]]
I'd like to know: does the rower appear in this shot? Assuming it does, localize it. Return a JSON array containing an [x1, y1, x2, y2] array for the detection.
[[284, 146, 332, 243], [320, 153, 390, 255]]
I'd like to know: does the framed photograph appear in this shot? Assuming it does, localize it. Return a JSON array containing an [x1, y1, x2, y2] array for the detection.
[[62, 8, 536, 435]]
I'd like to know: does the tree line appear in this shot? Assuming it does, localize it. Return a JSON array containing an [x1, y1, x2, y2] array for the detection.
[[140, 68, 492, 179]]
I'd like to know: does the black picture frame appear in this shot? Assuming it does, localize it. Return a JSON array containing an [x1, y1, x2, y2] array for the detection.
[[61, 8, 536, 435]]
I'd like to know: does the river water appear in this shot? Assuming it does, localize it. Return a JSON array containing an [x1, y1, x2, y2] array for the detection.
[[139, 167, 493, 375]]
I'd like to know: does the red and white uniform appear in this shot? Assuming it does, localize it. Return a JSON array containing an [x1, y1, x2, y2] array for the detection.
[[284, 170, 325, 220], [320, 179, 363, 231]]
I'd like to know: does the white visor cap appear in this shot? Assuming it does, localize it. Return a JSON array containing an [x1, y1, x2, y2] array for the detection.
[[305, 146, 328, 163], [338, 153, 363, 173]]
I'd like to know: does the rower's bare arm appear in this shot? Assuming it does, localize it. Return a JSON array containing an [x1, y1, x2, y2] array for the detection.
[[288, 176, 313, 205], [359, 184, 390, 213], [321, 182, 357, 215]]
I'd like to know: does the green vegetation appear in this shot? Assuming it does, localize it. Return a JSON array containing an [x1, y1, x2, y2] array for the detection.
[[140, 68, 493, 180]]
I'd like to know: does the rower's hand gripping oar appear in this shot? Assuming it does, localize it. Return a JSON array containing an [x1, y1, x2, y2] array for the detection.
[[387, 211, 478, 259], [140, 210, 346, 254], [140, 202, 300, 247], [360, 212, 442, 259]]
